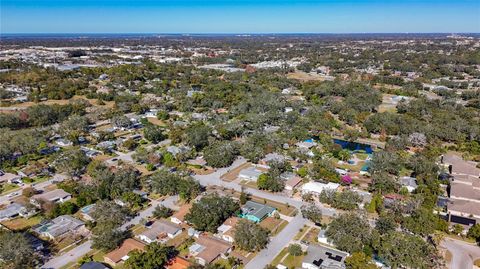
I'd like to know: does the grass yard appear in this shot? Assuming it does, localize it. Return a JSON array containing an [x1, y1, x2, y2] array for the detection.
[[293, 225, 311, 241], [271, 247, 304, 268], [0, 183, 20, 194], [167, 231, 190, 248], [240, 180, 258, 189], [1, 215, 43, 231], [147, 117, 167, 126], [303, 227, 320, 244], [259, 217, 288, 235]]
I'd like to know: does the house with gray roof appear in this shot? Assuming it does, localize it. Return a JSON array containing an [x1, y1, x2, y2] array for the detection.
[[30, 189, 72, 207], [137, 219, 182, 244], [239, 201, 276, 223], [238, 167, 263, 182], [33, 215, 87, 240], [302, 244, 348, 269], [0, 203, 27, 221]]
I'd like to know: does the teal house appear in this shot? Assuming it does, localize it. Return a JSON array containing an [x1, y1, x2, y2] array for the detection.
[[239, 201, 276, 223]]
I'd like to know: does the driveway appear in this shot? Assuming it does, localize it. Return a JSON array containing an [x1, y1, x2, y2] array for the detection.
[[441, 238, 480, 269], [41, 196, 179, 269]]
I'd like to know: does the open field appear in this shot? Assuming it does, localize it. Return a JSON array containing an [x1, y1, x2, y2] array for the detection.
[[287, 71, 326, 82]]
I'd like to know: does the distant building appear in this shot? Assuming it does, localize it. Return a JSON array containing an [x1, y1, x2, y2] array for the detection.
[[239, 201, 276, 223], [399, 176, 418, 193]]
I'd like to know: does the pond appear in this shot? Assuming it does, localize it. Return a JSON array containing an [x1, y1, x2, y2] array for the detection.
[[333, 139, 374, 154]]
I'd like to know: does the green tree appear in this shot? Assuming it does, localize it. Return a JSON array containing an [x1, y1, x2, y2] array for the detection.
[[143, 124, 165, 143], [153, 205, 173, 219], [185, 194, 239, 233], [326, 213, 371, 253], [203, 141, 238, 168], [288, 244, 303, 256], [53, 148, 90, 176], [345, 252, 377, 269], [0, 232, 36, 269], [467, 224, 480, 245], [234, 219, 270, 251], [185, 123, 210, 150], [300, 204, 323, 225], [125, 243, 177, 269]]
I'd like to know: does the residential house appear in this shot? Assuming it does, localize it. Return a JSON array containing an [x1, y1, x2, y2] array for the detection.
[[137, 219, 182, 244], [171, 203, 192, 225], [0, 171, 22, 184], [104, 238, 146, 267], [441, 153, 480, 225], [259, 153, 285, 166], [166, 257, 191, 269], [80, 262, 109, 269], [281, 172, 303, 191], [239, 201, 276, 223], [189, 236, 233, 266], [33, 215, 87, 240], [399, 176, 418, 193], [301, 182, 340, 196], [56, 138, 73, 147], [80, 204, 96, 221], [238, 167, 263, 182], [30, 189, 72, 207], [302, 244, 348, 269], [0, 203, 28, 221], [216, 217, 240, 243]]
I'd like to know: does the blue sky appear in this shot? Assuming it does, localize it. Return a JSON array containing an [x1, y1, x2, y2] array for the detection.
[[1, 0, 479, 33]]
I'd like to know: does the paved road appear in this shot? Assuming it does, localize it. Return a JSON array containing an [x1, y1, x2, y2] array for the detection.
[[194, 157, 337, 217], [0, 177, 54, 204], [246, 213, 307, 269], [441, 238, 480, 269], [194, 157, 337, 268], [41, 196, 178, 269]]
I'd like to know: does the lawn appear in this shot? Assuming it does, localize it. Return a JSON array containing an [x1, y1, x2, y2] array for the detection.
[[293, 225, 310, 241], [271, 247, 304, 268], [1, 183, 20, 195], [303, 227, 320, 244], [167, 231, 190, 248], [259, 217, 288, 235], [1, 215, 43, 231]]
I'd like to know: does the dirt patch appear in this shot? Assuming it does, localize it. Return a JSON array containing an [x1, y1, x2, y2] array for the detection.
[[287, 71, 326, 82], [220, 162, 252, 182]]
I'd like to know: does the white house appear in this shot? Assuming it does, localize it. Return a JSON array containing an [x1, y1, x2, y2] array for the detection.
[[301, 182, 340, 195], [238, 167, 263, 182]]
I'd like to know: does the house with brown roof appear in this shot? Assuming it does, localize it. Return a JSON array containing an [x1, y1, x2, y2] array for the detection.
[[104, 238, 146, 267], [215, 217, 240, 243], [137, 219, 182, 244], [188, 236, 233, 265], [170, 203, 192, 225]]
